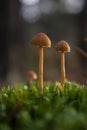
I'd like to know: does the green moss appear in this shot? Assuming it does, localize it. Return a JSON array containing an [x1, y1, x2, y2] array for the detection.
[[0, 81, 87, 130]]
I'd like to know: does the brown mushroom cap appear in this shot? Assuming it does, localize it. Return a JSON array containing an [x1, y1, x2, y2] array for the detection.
[[31, 32, 51, 47], [55, 40, 70, 52], [27, 70, 37, 80]]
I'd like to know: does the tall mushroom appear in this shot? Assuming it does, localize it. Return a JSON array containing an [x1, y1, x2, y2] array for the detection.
[[31, 33, 51, 93], [55, 40, 70, 88]]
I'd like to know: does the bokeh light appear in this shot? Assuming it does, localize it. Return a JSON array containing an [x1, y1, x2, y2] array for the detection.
[[63, 0, 85, 14], [20, 5, 40, 22], [20, 0, 40, 6]]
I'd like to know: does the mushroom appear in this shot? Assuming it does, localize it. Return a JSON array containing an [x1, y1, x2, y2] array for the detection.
[[55, 40, 70, 88], [31, 33, 51, 93], [27, 70, 37, 87]]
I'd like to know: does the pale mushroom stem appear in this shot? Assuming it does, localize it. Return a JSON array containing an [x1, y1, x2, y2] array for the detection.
[[61, 52, 65, 88], [39, 46, 43, 93], [29, 79, 33, 86]]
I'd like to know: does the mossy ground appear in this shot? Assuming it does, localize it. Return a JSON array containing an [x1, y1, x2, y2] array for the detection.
[[0, 81, 87, 130]]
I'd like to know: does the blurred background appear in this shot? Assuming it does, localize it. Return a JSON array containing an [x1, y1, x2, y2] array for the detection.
[[0, 0, 87, 86]]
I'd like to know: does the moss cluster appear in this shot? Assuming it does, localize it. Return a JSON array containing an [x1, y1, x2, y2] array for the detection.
[[0, 82, 87, 130]]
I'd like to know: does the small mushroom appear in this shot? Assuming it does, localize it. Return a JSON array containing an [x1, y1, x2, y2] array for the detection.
[[31, 32, 51, 93], [27, 70, 37, 87], [55, 40, 70, 88]]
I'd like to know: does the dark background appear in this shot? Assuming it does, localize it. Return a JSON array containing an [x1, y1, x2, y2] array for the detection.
[[0, 0, 87, 85]]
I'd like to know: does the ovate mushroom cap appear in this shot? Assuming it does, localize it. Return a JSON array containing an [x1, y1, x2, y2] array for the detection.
[[55, 40, 70, 52], [31, 33, 51, 48], [27, 70, 37, 80]]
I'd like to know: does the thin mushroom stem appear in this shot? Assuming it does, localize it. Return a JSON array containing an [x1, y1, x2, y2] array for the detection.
[[39, 46, 43, 93], [29, 79, 33, 88], [61, 52, 65, 88]]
